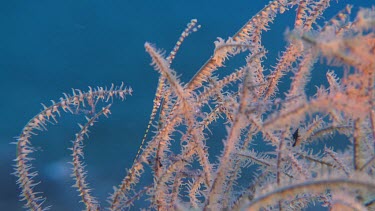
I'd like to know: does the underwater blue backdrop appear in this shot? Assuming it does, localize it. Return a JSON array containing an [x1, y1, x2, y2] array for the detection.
[[0, 0, 372, 210]]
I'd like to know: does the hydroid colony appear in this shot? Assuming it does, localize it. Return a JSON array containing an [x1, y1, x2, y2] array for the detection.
[[15, 0, 375, 210]]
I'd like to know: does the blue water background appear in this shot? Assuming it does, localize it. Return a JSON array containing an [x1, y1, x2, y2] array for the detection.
[[0, 0, 373, 210]]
